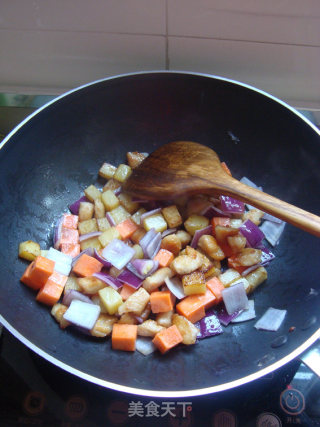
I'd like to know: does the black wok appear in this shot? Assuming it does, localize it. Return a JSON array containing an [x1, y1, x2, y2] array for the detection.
[[0, 72, 319, 397]]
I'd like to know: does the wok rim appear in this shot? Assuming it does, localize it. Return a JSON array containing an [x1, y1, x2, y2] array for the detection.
[[1, 70, 319, 397]]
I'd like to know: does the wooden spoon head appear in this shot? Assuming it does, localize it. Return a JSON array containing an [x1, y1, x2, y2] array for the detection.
[[123, 141, 231, 200]]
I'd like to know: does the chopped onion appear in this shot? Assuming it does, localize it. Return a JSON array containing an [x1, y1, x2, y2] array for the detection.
[[106, 212, 116, 227], [126, 262, 145, 280], [117, 269, 143, 289], [145, 233, 162, 259], [69, 196, 88, 215], [47, 247, 72, 265], [259, 220, 285, 246], [164, 276, 185, 299], [231, 300, 256, 323], [93, 249, 112, 268], [216, 306, 242, 326], [220, 195, 245, 214], [240, 265, 260, 276], [254, 307, 287, 331], [135, 337, 157, 356], [79, 231, 102, 242], [222, 282, 249, 315], [71, 248, 94, 267], [201, 204, 231, 218], [196, 310, 223, 339], [114, 186, 122, 196], [63, 300, 100, 330], [53, 217, 63, 249], [262, 212, 283, 224], [101, 239, 135, 270], [240, 219, 265, 248], [140, 208, 162, 225], [62, 290, 94, 306], [260, 247, 275, 265], [92, 271, 123, 290], [161, 228, 177, 238], [139, 229, 157, 254], [190, 225, 212, 248], [131, 259, 159, 277]]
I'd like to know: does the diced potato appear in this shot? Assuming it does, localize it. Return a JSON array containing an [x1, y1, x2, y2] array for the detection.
[[78, 276, 106, 294], [230, 277, 250, 293], [103, 179, 121, 192], [118, 287, 150, 315], [132, 244, 144, 259], [197, 235, 225, 261], [118, 313, 138, 324], [227, 235, 247, 253], [64, 274, 81, 294], [131, 208, 147, 225], [97, 217, 111, 232], [176, 230, 192, 248], [142, 267, 174, 293], [19, 240, 41, 261], [184, 214, 209, 236], [80, 237, 102, 251], [230, 248, 262, 266], [78, 218, 98, 235], [109, 205, 131, 225], [246, 266, 268, 294], [161, 205, 183, 228], [142, 213, 167, 233], [138, 319, 164, 337], [91, 314, 117, 337], [160, 234, 182, 256], [84, 184, 101, 202], [219, 268, 241, 287], [118, 193, 139, 214], [204, 265, 221, 279], [172, 314, 199, 345], [99, 162, 116, 179], [131, 227, 146, 243], [94, 198, 106, 219], [78, 202, 94, 222], [99, 287, 123, 315], [215, 225, 238, 243], [182, 271, 206, 295], [114, 164, 132, 182], [156, 310, 173, 328], [242, 209, 264, 226], [140, 302, 151, 321], [126, 151, 148, 168], [98, 227, 121, 247], [230, 219, 243, 228], [51, 303, 70, 329], [170, 254, 203, 275], [101, 190, 120, 211], [91, 294, 108, 313]]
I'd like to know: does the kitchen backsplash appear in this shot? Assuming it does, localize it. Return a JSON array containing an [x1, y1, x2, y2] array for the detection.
[[0, 0, 319, 109]]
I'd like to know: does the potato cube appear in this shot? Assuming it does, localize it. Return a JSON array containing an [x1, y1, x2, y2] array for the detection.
[[19, 240, 41, 261], [99, 287, 123, 315], [126, 151, 148, 168], [78, 218, 98, 235], [101, 190, 120, 211], [138, 319, 164, 337], [78, 276, 106, 294], [140, 302, 151, 321], [114, 164, 132, 182], [186, 196, 211, 217], [156, 310, 173, 328], [142, 213, 167, 233], [99, 162, 116, 179], [184, 214, 209, 236], [94, 198, 106, 219], [230, 248, 262, 266], [118, 313, 138, 324], [182, 271, 206, 295], [198, 235, 225, 261], [219, 268, 241, 287], [172, 314, 199, 345], [109, 205, 131, 225], [176, 230, 192, 248], [242, 209, 264, 226], [204, 264, 221, 279], [131, 208, 147, 225], [103, 179, 122, 192], [142, 267, 174, 293], [84, 184, 101, 202], [215, 225, 238, 243], [227, 235, 247, 253], [64, 274, 81, 294], [131, 227, 146, 243], [246, 266, 267, 294], [118, 193, 139, 214], [91, 314, 117, 337], [98, 227, 121, 247], [170, 254, 203, 275], [78, 201, 94, 222], [160, 234, 181, 256], [118, 287, 150, 315], [97, 217, 111, 232], [161, 205, 183, 228], [80, 237, 102, 251], [51, 303, 70, 329]]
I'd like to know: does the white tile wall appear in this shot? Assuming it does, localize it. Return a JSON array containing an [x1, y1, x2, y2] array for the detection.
[[0, 0, 319, 108]]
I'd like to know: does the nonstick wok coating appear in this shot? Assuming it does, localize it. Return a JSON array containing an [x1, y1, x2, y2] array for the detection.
[[0, 72, 319, 397]]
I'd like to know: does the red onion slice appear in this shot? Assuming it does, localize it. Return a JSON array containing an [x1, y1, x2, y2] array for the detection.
[[201, 204, 231, 218], [101, 238, 135, 270], [131, 259, 159, 277], [79, 231, 102, 242], [222, 282, 249, 315], [254, 307, 287, 331], [106, 212, 116, 227], [220, 195, 245, 214], [62, 289, 94, 306], [240, 219, 265, 248], [92, 271, 123, 290], [259, 220, 285, 246], [145, 233, 162, 259], [196, 310, 223, 339], [117, 269, 143, 289], [93, 249, 112, 268], [216, 306, 242, 326], [164, 276, 185, 299], [190, 225, 212, 248], [135, 337, 157, 355], [161, 228, 177, 238], [231, 300, 256, 323], [63, 300, 100, 330], [139, 229, 157, 256]]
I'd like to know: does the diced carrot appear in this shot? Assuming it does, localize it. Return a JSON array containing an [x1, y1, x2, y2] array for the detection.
[[116, 218, 139, 240], [36, 271, 68, 306], [62, 214, 79, 230], [218, 241, 234, 258], [21, 256, 55, 290], [211, 217, 231, 230], [176, 298, 206, 323], [111, 323, 137, 352], [152, 325, 183, 354], [150, 291, 174, 313], [206, 277, 225, 303], [120, 284, 136, 301], [153, 249, 174, 268], [196, 288, 217, 309], [221, 161, 232, 176], [72, 253, 103, 277], [60, 228, 79, 246], [60, 243, 80, 258]]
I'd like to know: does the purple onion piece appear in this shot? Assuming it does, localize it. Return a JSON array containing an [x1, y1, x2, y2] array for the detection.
[[63, 299, 100, 330], [69, 196, 89, 215], [126, 262, 145, 280], [131, 259, 159, 278], [201, 204, 231, 218], [101, 238, 135, 270], [222, 282, 249, 315], [196, 310, 223, 339], [190, 225, 212, 248], [114, 186, 122, 196], [161, 228, 177, 238], [117, 269, 143, 289], [106, 212, 116, 226], [220, 195, 245, 214], [216, 306, 242, 326], [93, 248, 112, 268], [164, 276, 185, 299], [79, 231, 102, 242], [239, 219, 265, 248], [146, 233, 162, 259], [62, 289, 94, 306], [139, 229, 157, 256], [93, 271, 123, 290]]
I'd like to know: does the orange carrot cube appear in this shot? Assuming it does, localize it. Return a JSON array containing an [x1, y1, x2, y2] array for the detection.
[[176, 298, 206, 323], [206, 277, 225, 303], [62, 214, 79, 230], [72, 253, 103, 277], [36, 271, 68, 306], [119, 284, 136, 301], [60, 243, 81, 258], [150, 291, 174, 313], [111, 323, 137, 351], [196, 288, 217, 309], [116, 218, 139, 240], [152, 325, 183, 354], [153, 249, 174, 268], [21, 256, 55, 290], [20, 261, 35, 288]]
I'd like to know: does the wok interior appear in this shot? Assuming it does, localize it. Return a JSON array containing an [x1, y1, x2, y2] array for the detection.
[[0, 72, 319, 393]]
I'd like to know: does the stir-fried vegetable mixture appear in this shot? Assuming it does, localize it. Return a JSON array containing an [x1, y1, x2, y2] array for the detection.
[[19, 151, 286, 355]]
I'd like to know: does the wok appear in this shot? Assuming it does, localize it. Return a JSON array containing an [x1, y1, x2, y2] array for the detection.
[[0, 71, 319, 398]]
